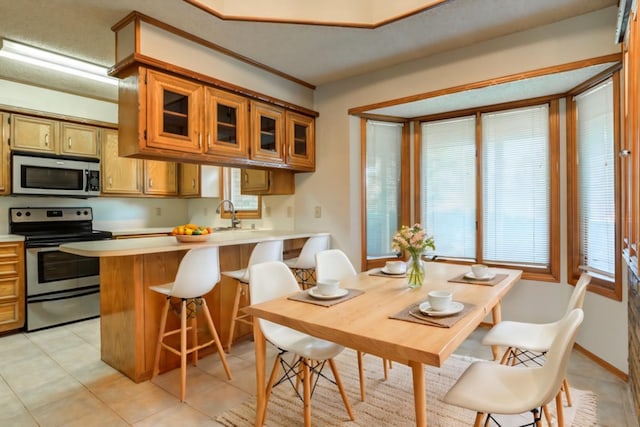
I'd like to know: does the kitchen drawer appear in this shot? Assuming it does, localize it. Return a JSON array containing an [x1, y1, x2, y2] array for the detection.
[[0, 300, 19, 325], [0, 243, 21, 259], [0, 277, 19, 299], [0, 260, 19, 277]]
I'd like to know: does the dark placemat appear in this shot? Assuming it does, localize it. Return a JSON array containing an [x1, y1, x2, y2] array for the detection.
[[447, 273, 508, 286], [368, 268, 406, 278], [287, 288, 364, 307], [390, 301, 475, 328]]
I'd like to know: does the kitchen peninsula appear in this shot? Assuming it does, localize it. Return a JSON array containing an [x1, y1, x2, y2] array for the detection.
[[60, 230, 328, 382]]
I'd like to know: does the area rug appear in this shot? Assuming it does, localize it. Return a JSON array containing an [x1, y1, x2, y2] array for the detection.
[[216, 349, 598, 426]]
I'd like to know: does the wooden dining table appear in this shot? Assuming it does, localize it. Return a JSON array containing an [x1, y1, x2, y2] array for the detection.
[[244, 262, 522, 427]]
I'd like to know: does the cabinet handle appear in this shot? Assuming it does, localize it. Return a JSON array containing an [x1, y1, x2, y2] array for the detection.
[[198, 133, 202, 149], [108, 176, 112, 187], [44, 134, 49, 146], [192, 178, 196, 189], [149, 179, 153, 188], [208, 133, 211, 148], [68, 136, 72, 149]]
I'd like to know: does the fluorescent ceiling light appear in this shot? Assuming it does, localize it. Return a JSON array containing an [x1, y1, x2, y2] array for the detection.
[[0, 39, 118, 86]]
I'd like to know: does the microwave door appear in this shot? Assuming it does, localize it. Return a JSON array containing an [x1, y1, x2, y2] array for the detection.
[[12, 154, 99, 196]]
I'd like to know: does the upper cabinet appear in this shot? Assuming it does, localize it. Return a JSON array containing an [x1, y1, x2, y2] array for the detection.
[[10, 114, 57, 154], [10, 113, 100, 159], [144, 160, 178, 196], [117, 66, 315, 175], [250, 101, 285, 165], [146, 70, 203, 153], [101, 129, 142, 195], [179, 163, 200, 197], [285, 111, 315, 171], [0, 113, 9, 195], [205, 88, 248, 158], [60, 122, 99, 158]]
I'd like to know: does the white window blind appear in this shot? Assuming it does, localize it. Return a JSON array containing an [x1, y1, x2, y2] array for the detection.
[[366, 120, 403, 258], [482, 105, 550, 266], [575, 79, 615, 279], [222, 168, 259, 211], [421, 116, 476, 259]]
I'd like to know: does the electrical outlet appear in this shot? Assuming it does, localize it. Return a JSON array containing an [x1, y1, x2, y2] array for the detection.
[[155, 207, 162, 216], [287, 206, 293, 217], [265, 206, 271, 217], [314, 206, 322, 218]]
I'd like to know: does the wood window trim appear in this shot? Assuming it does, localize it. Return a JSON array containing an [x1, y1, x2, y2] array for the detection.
[[414, 98, 561, 282], [219, 168, 262, 220], [360, 118, 411, 271], [566, 72, 623, 301]]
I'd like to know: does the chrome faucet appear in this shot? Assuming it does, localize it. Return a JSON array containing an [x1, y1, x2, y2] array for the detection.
[[215, 199, 241, 229]]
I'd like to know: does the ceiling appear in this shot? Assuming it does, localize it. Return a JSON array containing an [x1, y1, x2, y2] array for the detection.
[[0, 0, 618, 115]]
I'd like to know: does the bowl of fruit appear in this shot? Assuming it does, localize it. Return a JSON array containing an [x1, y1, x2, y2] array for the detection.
[[172, 224, 214, 243]]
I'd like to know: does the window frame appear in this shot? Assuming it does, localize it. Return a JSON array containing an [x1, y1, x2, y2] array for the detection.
[[360, 116, 411, 271], [414, 98, 561, 282], [219, 167, 262, 220], [566, 71, 622, 300]]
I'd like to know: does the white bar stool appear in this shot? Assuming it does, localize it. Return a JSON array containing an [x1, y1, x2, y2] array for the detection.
[[222, 239, 283, 353], [150, 246, 232, 402], [284, 234, 330, 289]]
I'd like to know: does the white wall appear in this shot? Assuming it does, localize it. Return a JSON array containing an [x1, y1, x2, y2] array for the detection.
[[307, 6, 629, 372]]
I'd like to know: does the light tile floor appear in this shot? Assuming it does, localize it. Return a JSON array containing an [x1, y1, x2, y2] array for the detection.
[[0, 318, 637, 426]]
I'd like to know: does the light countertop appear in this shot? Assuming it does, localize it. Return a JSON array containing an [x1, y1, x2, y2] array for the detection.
[[59, 230, 329, 257], [0, 235, 24, 243]]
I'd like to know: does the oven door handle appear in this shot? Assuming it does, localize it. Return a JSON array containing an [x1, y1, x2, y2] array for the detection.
[[25, 242, 63, 249], [28, 286, 100, 303]]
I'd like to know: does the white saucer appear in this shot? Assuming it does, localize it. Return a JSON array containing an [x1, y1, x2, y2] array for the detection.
[[464, 271, 496, 280], [308, 287, 349, 300], [418, 301, 464, 317], [381, 267, 406, 275]]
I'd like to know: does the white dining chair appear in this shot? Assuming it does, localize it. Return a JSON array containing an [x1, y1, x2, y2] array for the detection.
[[222, 239, 283, 352], [150, 246, 232, 402], [481, 272, 591, 418], [250, 261, 354, 426], [444, 308, 584, 427], [284, 234, 330, 289], [315, 248, 390, 402]]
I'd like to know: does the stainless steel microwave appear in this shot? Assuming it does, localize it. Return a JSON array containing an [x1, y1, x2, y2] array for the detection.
[[12, 152, 100, 197]]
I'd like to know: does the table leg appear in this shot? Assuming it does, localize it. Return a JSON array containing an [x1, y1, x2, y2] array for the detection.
[[253, 321, 266, 427], [491, 301, 503, 361], [409, 361, 426, 427]]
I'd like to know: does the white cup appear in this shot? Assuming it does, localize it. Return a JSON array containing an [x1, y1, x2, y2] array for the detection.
[[428, 290, 453, 311], [316, 279, 340, 296], [385, 260, 406, 274], [471, 264, 489, 278]]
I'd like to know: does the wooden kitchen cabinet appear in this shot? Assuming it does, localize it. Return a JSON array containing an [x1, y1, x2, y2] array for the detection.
[[204, 87, 248, 158], [0, 242, 25, 333], [241, 168, 294, 195], [0, 113, 10, 195], [144, 160, 178, 196], [146, 69, 203, 153], [10, 114, 57, 154], [179, 163, 200, 197], [250, 101, 285, 164], [286, 111, 315, 171], [60, 122, 100, 158], [101, 128, 143, 195]]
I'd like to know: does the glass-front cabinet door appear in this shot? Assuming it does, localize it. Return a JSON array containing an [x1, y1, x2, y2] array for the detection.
[[285, 111, 315, 170], [250, 101, 285, 164], [205, 88, 248, 158], [145, 69, 203, 153]]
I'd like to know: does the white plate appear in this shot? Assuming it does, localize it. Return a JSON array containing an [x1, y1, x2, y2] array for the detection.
[[381, 267, 406, 275], [464, 271, 496, 280], [418, 301, 464, 317], [308, 287, 349, 300]]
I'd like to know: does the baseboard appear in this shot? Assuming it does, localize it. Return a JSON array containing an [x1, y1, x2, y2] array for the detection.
[[574, 342, 628, 382]]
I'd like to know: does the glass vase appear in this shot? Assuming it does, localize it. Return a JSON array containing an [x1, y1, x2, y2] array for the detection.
[[406, 254, 424, 288]]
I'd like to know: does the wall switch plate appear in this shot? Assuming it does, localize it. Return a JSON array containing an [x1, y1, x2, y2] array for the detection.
[[155, 207, 162, 216], [287, 206, 293, 217], [314, 206, 322, 218], [265, 206, 271, 217]]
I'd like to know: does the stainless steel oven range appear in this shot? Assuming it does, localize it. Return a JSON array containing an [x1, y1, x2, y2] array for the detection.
[[10, 207, 112, 331]]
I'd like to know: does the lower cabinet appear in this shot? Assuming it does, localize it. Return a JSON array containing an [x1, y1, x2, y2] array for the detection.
[[0, 242, 25, 333]]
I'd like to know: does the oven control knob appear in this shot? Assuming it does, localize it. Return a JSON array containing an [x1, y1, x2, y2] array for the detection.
[[76, 211, 81, 216], [25, 212, 31, 217], [16, 212, 22, 217], [84, 210, 89, 216]]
